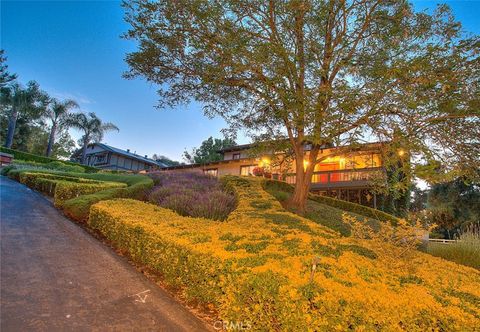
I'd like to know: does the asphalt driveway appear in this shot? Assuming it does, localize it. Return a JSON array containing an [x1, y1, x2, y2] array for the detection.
[[0, 176, 210, 331]]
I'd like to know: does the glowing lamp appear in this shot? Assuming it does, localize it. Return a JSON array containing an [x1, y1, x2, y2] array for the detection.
[[398, 149, 406, 157]]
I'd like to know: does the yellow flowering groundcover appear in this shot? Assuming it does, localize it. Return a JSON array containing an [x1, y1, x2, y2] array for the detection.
[[89, 176, 480, 331]]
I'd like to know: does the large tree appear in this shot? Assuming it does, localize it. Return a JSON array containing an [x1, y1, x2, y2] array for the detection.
[[1, 81, 48, 148], [124, 0, 480, 211], [183, 136, 237, 164], [68, 112, 119, 164], [44, 98, 79, 157], [427, 178, 480, 239]]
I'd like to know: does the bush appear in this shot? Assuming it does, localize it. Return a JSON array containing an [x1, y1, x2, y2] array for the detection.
[[147, 172, 236, 221], [17, 172, 127, 207], [88, 176, 480, 330], [0, 147, 96, 172], [263, 179, 400, 224], [61, 173, 153, 221], [3, 167, 153, 221]]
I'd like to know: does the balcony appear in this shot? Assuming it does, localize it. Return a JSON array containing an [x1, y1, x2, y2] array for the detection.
[[284, 167, 385, 189]]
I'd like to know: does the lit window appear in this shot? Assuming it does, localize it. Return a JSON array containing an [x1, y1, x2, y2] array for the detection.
[[240, 165, 257, 176], [204, 168, 218, 177]]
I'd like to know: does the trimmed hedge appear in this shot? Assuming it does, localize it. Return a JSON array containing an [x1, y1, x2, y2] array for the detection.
[[263, 179, 400, 224], [4, 167, 154, 221], [61, 173, 153, 221], [18, 172, 126, 207], [0, 147, 97, 172], [88, 176, 480, 330]]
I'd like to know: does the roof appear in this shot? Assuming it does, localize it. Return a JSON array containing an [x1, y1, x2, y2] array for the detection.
[[75, 143, 167, 167]]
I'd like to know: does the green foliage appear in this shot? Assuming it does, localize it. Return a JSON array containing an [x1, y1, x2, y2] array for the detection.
[[124, 0, 480, 213], [263, 180, 400, 226], [0, 147, 96, 172], [67, 112, 119, 163], [17, 171, 127, 207], [427, 178, 480, 238], [62, 175, 153, 221], [3, 166, 153, 221], [183, 136, 236, 164], [0, 49, 17, 86], [151, 154, 182, 167]]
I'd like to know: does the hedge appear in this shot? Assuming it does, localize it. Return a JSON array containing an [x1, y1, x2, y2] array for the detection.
[[4, 167, 153, 221], [88, 176, 480, 330], [263, 179, 400, 224], [18, 172, 126, 207], [61, 173, 153, 221], [0, 147, 97, 172]]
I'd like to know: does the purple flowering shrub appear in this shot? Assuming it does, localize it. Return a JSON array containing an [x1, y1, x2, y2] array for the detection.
[[147, 171, 237, 221]]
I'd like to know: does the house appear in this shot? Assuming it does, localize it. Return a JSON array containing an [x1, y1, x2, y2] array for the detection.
[[0, 152, 13, 166], [71, 143, 166, 171], [161, 142, 390, 208]]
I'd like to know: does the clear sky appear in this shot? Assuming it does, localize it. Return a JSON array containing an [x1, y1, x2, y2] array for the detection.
[[1, 1, 479, 161]]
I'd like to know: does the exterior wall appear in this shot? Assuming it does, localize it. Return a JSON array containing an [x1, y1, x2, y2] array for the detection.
[[223, 151, 250, 161]]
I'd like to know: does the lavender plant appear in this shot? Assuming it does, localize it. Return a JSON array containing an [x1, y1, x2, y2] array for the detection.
[[147, 172, 236, 221]]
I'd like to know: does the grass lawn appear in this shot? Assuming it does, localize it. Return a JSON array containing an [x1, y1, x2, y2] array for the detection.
[[424, 237, 480, 270]]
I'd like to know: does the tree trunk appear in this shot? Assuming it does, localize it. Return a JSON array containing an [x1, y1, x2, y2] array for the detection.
[[288, 145, 320, 214], [4, 106, 18, 148], [81, 138, 89, 164], [45, 123, 56, 157]]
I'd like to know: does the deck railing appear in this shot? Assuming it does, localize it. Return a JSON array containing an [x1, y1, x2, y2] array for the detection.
[[284, 167, 384, 186]]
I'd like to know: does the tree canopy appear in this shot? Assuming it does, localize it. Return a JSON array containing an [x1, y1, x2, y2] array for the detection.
[[183, 136, 236, 164], [124, 0, 479, 210]]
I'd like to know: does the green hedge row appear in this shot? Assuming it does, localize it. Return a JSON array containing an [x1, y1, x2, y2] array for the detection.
[[262, 179, 399, 224], [62, 174, 153, 221], [0, 147, 97, 172], [5, 167, 154, 221], [18, 172, 127, 207]]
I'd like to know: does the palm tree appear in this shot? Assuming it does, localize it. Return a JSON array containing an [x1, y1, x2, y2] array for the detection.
[[68, 112, 119, 164], [44, 98, 79, 157], [1, 81, 46, 148]]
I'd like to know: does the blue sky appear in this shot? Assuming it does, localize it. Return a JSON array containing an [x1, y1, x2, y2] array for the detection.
[[1, 1, 479, 161]]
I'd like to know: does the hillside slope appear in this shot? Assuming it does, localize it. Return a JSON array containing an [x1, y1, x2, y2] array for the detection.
[[88, 176, 480, 331]]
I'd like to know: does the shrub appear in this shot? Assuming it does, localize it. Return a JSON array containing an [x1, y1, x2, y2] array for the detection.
[[147, 172, 236, 221], [3, 167, 153, 221], [17, 172, 127, 207], [0, 147, 96, 172], [88, 176, 480, 330]]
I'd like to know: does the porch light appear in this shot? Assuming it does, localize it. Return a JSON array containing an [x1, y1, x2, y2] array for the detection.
[[262, 157, 270, 165]]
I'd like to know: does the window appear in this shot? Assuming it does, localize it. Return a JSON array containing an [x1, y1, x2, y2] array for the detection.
[[95, 153, 107, 165], [204, 168, 218, 177], [232, 153, 241, 160], [240, 165, 257, 176]]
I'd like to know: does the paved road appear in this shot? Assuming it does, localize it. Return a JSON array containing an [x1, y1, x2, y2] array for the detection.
[[0, 176, 210, 331]]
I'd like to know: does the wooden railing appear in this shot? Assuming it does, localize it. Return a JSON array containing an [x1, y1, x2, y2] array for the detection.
[[284, 167, 384, 186]]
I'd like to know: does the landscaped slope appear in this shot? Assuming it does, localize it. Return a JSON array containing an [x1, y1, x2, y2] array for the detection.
[[88, 176, 480, 331], [5, 167, 153, 221], [263, 180, 385, 236]]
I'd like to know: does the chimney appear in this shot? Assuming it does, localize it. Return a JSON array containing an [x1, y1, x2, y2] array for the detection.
[[145, 155, 148, 158], [127, 149, 130, 153]]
